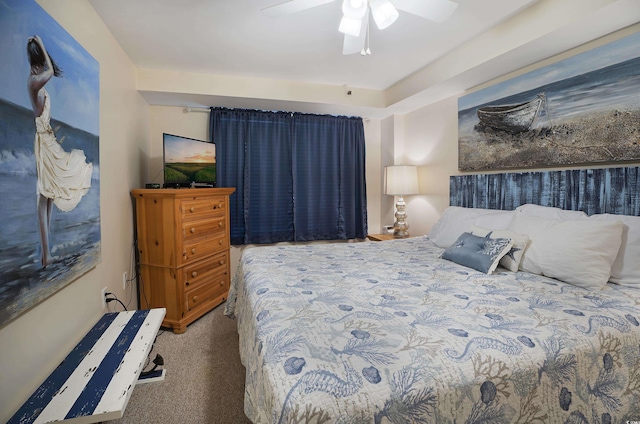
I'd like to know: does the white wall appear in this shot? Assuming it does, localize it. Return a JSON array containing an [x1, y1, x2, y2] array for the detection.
[[379, 116, 396, 228], [364, 119, 383, 234], [0, 1, 149, 421], [401, 96, 460, 237]]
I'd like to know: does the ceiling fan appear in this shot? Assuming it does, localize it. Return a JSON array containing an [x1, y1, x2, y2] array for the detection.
[[262, 0, 458, 55]]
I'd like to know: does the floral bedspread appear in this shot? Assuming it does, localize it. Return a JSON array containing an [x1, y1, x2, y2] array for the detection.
[[225, 237, 640, 423]]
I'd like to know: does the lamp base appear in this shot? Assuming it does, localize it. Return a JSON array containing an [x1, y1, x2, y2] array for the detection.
[[393, 228, 410, 238], [393, 195, 410, 238]]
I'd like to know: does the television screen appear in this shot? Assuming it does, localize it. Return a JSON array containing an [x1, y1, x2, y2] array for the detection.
[[163, 133, 216, 187]]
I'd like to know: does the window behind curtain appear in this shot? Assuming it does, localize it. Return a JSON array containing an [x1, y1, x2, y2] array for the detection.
[[210, 108, 367, 245]]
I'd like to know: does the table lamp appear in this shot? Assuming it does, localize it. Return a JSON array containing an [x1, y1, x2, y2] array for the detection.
[[384, 165, 419, 238]]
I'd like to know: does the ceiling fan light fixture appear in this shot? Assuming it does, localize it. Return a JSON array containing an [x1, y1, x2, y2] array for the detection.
[[339, 15, 363, 36], [369, 0, 399, 30], [342, 0, 368, 19]]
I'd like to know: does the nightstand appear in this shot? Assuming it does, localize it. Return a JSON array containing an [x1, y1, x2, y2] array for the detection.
[[367, 233, 396, 241]]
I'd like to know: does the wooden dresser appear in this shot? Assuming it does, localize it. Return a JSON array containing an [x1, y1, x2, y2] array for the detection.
[[131, 188, 235, 333]]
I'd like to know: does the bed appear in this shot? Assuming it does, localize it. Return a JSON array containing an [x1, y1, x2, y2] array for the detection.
[[225, 166, 640, 423]]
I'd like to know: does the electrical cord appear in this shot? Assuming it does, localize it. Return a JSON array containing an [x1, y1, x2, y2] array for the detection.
[[131, 228, 150, 311], [104, 292, 127, 311], [138, 269, 150, 311], [125, 240, 137, 310], [148, 167, 164, 183], [140, 353, 164, 376]]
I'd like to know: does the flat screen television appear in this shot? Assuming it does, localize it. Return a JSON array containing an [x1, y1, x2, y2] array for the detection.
[[163, 133, 216, 188]]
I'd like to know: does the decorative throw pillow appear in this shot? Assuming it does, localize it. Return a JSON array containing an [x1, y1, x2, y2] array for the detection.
[[469, 225, 530, 272], [441, 232, 513, 274], [428, 206, 514, 249], [507, 213, 623, 289]]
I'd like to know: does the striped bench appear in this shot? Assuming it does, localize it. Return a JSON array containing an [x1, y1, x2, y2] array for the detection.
[[8, 308, 166, 424]]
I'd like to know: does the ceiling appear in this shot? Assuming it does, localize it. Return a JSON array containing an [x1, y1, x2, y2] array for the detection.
[[89, 0, 640, 117]]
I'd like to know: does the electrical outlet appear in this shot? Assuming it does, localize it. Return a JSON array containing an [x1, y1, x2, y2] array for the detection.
[[123, 272, 128, 290], [101, 286, 108, 309]]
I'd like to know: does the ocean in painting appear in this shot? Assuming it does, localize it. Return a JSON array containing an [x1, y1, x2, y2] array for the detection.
[[458, 56, 640, 135], [0, 98, 100, 325], [458, 55, 640, 171]]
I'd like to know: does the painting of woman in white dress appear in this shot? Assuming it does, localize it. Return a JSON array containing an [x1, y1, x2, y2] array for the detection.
[[0, 0, 100, 327], [27, 35, 93, 267]]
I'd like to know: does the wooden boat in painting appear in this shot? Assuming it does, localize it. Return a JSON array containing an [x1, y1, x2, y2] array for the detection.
[[477, 94, 545, 133]]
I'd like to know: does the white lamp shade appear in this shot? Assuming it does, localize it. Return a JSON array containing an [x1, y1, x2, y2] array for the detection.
[[384, 165, 419, 195]]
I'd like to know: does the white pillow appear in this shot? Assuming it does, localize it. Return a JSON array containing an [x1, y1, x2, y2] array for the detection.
[[475, 212, 515, 230], [428, 206, 514, 248], [515, 204, 588, 221], [470, 225, 530, 272], [590, 214, 640, 287], [507, 213, 623, 289]]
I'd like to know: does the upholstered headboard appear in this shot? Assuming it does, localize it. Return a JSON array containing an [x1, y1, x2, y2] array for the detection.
[[450, 166, 640, 216]]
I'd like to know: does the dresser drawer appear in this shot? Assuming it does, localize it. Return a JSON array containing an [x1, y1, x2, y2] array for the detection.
[[182, 251, 229, 291], [180, 196, 226, 221], [182, 233, 228, 264], [185, 272, 229, 312], [182, 216, 225, 242]]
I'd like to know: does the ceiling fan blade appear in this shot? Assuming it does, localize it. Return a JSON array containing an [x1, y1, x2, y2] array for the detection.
[[343, 13, 368, 55], [392, 0, 458, 23], [262, 0, 337, 18]]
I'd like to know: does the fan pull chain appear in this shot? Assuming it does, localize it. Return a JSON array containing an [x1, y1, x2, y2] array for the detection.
[[361, 17, 371, 56]]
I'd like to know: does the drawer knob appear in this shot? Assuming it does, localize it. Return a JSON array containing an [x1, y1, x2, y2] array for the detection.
[[193, 295, 198, 303], [191, 248, 196, 254], [218, 203, 223, 209], [190, 227, 196, 234], [219, 281, 224, 287], [192, 271, 198, 278], [218, 222, 223, 227], [185, 281, 190, 287], [190, 207, 194, 213], [219, 260, 225, 266], [218, 240, 223, 245]]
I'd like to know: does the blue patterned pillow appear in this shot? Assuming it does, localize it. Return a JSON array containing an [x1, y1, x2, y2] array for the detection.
[[441, 232, 513, 274]]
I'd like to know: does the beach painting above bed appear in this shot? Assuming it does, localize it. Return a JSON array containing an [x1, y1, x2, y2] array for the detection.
[[458, 31, 640, 171], [0, 0, 100, 327]]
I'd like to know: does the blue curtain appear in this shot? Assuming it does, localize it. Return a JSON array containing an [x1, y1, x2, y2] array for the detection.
[[210, 107, 367, 245]]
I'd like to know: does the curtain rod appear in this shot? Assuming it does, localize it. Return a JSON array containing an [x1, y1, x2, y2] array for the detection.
[[184, 106, 210, 113], [184, 106, 369, 122]]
